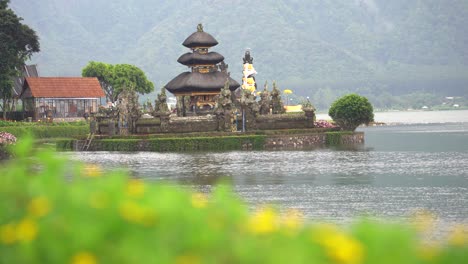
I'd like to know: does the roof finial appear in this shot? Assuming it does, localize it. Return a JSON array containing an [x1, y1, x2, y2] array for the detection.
[[197, 23, 204, 32]]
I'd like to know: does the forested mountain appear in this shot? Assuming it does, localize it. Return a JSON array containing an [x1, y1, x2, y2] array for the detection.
[[10, 0, 468, 109]]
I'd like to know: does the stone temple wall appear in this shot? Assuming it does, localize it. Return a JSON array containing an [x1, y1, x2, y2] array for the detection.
[[99, 112, 316, 135]]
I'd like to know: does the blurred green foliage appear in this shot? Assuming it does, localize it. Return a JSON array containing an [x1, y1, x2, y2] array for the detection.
[[1, 137, 467, 263]]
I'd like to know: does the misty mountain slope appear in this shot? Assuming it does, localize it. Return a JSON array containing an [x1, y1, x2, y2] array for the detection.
[[10, 0, 468, 99]]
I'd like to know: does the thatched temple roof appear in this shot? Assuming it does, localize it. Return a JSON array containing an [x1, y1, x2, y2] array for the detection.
[[182, 31, 218, 48], [177, 52, 224, 66], [165, 72, 240, 94]]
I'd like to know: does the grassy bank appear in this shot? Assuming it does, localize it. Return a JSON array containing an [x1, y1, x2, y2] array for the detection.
[[1, 139, 466, 263]]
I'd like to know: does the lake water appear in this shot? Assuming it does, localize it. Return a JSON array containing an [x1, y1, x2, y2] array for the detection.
[[70, 110, 468, 235]]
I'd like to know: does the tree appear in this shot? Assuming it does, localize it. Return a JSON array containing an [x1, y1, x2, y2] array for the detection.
[[328, 94, 374, 131], [0, 0, 40, 118], [82, 62, 154, 103]]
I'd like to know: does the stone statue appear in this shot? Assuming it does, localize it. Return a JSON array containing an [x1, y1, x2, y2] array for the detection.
[[197, 23, 203, 32], [302, 98, 316, 127], [118, 88, 142, 134], [270, 81, 285, 114], [218, 61, 229, 74], [215, 80, 235, 131], [153, 87, 170, 116], [243, 50, 253, 64]]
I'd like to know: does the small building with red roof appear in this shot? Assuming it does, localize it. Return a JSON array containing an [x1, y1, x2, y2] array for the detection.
[[20, 77, 104, 120]]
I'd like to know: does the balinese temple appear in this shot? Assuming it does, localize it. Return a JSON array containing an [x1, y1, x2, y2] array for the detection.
[[165, 24, 240, 116]]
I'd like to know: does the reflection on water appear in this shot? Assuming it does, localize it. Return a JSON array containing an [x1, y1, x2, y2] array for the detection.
[[69, 117, 468, 234]]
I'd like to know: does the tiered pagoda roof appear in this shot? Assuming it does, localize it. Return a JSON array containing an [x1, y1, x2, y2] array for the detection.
[[165, 24, 240, 95]]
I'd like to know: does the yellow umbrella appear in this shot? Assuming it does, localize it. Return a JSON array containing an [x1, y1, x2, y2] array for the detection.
[[283, 89, 293, 94]]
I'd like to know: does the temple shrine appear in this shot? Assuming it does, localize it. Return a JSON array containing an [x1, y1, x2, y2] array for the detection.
[[165, 24, 240, 116]]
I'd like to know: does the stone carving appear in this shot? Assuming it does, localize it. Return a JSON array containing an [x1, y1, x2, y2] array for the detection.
[[243, 50, 253, 64], [302, 98, 316, 127], [197, 23, 203, 32], [218, 61, 229, 75], [117, 88, 141, 134], [270, 81, 285, 114], [239, 87, 259, 130], [153, 87, 170, 116], [215, 80, 236, 131]]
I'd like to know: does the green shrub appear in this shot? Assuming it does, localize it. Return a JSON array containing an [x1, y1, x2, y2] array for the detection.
[[1, 138, 467, 263], [328, 94, 374, 131]]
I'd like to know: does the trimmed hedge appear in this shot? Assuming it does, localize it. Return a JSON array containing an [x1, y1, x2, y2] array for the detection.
[[59, 135, 268, 152], [1, 125, 89, 139], [325, 131, 355, 145], [55, 139, 75, 151]]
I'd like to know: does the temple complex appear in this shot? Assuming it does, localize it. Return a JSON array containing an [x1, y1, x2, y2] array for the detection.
[[165, 24, 240, 116]]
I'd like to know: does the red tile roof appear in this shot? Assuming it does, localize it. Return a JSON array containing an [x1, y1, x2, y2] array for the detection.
[[22, 77, 105, 98]]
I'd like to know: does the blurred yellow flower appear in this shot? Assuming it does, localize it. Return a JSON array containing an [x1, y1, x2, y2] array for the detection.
[[126, 179, 146, 198], [191, 193, 208, 208], [281, 209, 304, 231], [283, 89, 293, 94], [89, 192, 109, 209], [71, 251, 97, 264], [0, 223, 16, 245], [411, 210, 435, 233], [119, 201, 156, 226], [83, 164, 102, 178], [16, 218, 38, 242], [448, 224, 467, 246], [28, 196, 51, 218], [248, 206, 278, 234], [418, 243, 440, 261], [313, 224, 364, 264], [175, 254, 200, 264]]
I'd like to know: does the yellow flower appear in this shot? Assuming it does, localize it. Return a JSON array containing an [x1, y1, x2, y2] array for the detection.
[[83, 164, 102, 178], [175, 254, 200, 264], [119, 201, 156, 226], [313, 224, 364, 264], [248, 206, 278, 234], [71, 251, 97, 264], [418, 243, 440, 261], [89, 192, 109, 209], [448, 224, 467, 246], [125, 179, 146, 198], [281, 209, 304, 231], [411, 210, 435, 233], [0, 223, 16, 245], [28, 196, 51, 218], [191, 193, 208, 208], [16, 218, 38, 242]]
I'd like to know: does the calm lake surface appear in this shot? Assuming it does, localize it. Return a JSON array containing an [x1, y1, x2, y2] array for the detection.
[[70, 110, 468, 233]]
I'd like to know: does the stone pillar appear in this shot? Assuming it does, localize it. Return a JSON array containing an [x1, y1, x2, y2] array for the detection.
[[159, 113, 171, 133], [303, 109, 316, 128], [223, 110, 234, 132]]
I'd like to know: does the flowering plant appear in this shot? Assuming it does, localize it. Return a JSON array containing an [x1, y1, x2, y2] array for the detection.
[[314, 120, 337, 128], [0, 132, 17, 145]]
